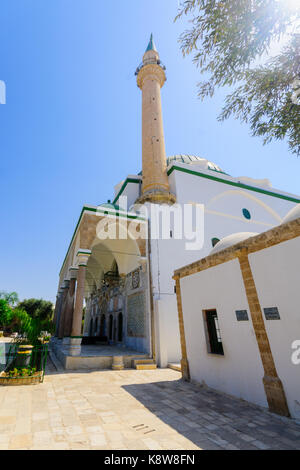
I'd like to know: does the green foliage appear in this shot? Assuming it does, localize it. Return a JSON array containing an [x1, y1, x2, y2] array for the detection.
[[0, 299, 13, 328], [5, 367, 37, 378], [17, 298, 54, 322], [11, 308, 33, 336], [0, 291, 19, 307], [176, 0, 300, 154], [11, 310, 43, 346], [0, 292, 54, 344], [4, 308, 53, 345]]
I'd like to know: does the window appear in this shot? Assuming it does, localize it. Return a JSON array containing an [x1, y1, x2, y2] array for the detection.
[[211, 237, 220, 248], [242, 208, 251, 220], [204, 309, 224, 355]]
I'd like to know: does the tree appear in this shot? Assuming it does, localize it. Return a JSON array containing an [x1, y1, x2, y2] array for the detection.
[[176, 0, 300, 155], [0, 293, 54, 342], [17, 299, 54, 323], [0, 299, 13, 328], [0, 291, 19, 307]]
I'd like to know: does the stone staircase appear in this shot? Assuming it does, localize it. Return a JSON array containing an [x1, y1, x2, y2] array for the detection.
[[132, 358, 157, 370]]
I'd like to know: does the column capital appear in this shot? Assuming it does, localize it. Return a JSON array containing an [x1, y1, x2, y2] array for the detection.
[[69, 266, 79, 279], [76, 249, 91, 267]]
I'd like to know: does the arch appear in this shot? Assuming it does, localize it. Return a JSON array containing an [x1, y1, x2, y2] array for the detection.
[[90, 219, 142, 275], [206, 189, 282, 224], [111, 260, 119, 276], [100, 314, 106, 337]]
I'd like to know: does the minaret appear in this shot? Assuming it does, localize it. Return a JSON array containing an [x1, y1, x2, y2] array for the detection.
[[136, 34, 176, 204]]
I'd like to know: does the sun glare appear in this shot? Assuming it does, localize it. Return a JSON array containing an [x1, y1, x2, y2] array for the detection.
[[282, 0, 300, 12]]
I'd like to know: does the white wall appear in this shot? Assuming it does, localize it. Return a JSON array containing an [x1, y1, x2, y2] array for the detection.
[[180, 259, 268, 408], [150, 168, 298, 367], [114, 178, 141, 210], [172, 163, 298, 219], [152, 167, 298, 298], [114, 165, 299, 370], [249, 237, 300, 419], [154, 295, 181, 367]]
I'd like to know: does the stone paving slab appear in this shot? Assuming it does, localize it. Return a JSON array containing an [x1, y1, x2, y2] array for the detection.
[[0, 364, 299, 450]]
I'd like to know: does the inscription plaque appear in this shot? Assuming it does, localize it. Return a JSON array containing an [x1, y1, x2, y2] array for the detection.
[[132, 270, 140, 290], [235, 310, 249, 321], [264, 307, 280, 320]]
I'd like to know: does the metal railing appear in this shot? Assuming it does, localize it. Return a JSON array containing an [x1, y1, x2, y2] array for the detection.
[[2, 343, 49, 383], [135, 59, 166, 76]]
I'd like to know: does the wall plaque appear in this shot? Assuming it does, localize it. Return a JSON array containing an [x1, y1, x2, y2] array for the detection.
[[235, 310, 249, 321], [264, 307, 280, 320], [132, 269, 140, 290]]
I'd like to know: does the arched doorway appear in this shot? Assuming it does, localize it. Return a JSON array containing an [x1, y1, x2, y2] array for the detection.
[[95, 317, 99, 336], [109, 314, 113, 341], [100, 314, 106, 337]]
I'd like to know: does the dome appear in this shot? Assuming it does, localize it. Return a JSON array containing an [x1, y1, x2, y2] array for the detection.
[[98, 202, 120, 212], [210, 232, 259, 255], [166, 155, 226, 174], [281, 204, 300, 224]]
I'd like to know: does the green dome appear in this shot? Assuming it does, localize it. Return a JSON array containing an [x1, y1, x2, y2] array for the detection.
[[166, 155, 226, 174], [138, 155, 227, 176], [99, 202, 120, 211]]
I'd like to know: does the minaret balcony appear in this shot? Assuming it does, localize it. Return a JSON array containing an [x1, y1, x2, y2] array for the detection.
[[135, 59, 166, 76]]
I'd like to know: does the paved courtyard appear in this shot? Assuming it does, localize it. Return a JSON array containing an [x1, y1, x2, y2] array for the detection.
[[0, 359, 300, 450]]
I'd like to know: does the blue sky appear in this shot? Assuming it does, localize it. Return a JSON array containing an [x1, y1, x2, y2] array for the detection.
[[0, 0, 299, 303]]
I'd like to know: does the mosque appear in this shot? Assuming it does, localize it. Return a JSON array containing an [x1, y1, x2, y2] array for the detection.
[[52, 35, 300, 403]]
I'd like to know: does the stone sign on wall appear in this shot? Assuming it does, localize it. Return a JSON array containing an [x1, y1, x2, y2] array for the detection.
[[131, 269, 140, 290], [235, 310, 249, 321], [264, 307, 280, 320]]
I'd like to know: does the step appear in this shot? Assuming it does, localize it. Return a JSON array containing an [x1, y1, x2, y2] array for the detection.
[[132, 358, 155, 367], [48, 348, 64, 373], [135, 363, 157, 370], [168, 363, 181, 372]]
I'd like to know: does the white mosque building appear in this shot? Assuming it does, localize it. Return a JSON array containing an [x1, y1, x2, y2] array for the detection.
[[52, 36, 300, 384]]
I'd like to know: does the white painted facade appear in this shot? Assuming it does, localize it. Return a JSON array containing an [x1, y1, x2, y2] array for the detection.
[[178, 221, 300, 419], [113, 158, 300, 367], [249, 237, 300, 419], [180, 259, 268, 408]]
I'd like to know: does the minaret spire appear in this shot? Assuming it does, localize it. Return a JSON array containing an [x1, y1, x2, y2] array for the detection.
[[135, 35, 175, 204], [146, 33, 157, 53]]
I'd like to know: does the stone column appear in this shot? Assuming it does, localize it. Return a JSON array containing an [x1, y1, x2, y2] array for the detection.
[[55, 288, 64, 337], [62, 267, 78, 344], [239, 254, 290, 417], [69, 249, 91, 356], [58, 280, 69, 339]]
